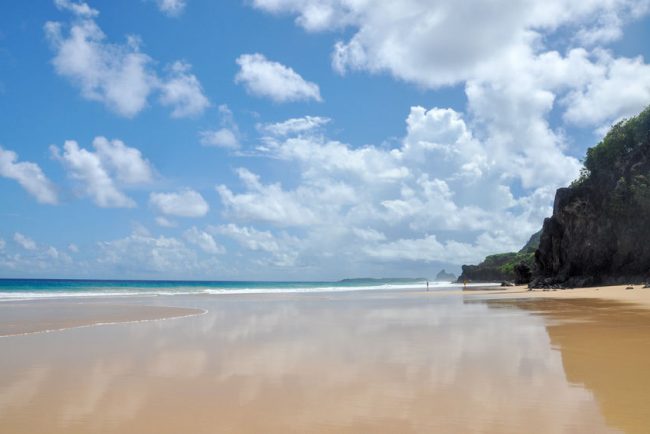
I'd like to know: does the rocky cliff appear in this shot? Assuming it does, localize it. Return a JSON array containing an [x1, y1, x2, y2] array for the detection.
[[533, 106, 650, 287]]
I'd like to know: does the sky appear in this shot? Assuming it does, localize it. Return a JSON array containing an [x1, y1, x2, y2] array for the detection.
[[1, 0, 650, 280]]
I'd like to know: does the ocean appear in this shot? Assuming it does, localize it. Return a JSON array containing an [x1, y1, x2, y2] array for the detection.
[[0, 278, 483, 300]]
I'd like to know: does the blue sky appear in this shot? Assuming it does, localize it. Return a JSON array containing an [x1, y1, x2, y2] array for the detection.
[[1, 0, 650, 280]]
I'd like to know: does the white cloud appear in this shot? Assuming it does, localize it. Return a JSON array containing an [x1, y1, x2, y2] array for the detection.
[[183, 227, 224, 254], [54, 0, 98, 17], [51, 137, 152, 208], [235, 53, 322, 103], [0, 233, 73, 273], [562, 51, 650, 128], [199, 129, 239, 149], [251, 0, 650, 136], [258, 116, 330, 137], [155, 0, 187, 17], [212, 103, 567, 272], [159, 61, 210, 118], [352, 227, 386, 242], [0, 146, 58, 205], [214, 224, 299, 267], [13, 233, 37, 250], [92, 136, 154, 184], [252, 0, 650, 88], [68, 243, 79, 253], [215, 223, 281, 253], [45, 2, 209, 118], [199, 105, 241, 149], [217, 168, 345, 226], [98, 231, 204, 274], [44, 18, 155, 118], [155, 216, 177, 227], [149, 189, 209, 217]]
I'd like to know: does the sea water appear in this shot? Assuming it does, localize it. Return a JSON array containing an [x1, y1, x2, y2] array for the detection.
[[0, 278, 489, 300]]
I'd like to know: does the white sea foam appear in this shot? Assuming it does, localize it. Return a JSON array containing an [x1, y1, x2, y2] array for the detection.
[[0, 281, 499, 301]]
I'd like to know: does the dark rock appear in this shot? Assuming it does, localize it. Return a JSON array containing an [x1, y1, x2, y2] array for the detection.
[[534, 106, 650, 287], [514, 262, 532, 285], [626, 286, 634, 290], [501, 281, 515, 287]]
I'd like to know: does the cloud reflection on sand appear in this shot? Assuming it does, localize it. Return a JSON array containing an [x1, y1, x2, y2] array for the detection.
[[0, 292, 619, 433]]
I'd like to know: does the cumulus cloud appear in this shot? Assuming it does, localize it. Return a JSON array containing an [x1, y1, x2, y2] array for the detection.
[[252, 0, 650, 136], [51, 137, 153, 208], [0, 146, 58, 204], [213, 224, 299, 267], [98, 231, 202, 275], [257, 115, 330, 137], [149, 189, 209, 217], [216, 168, 348, 226], [212, 105, 565, 272], [0, 233, 72, 273], [562, 51, 650, 128], [92, 137, 154, 184], [235, 53, 322, 103], [159, 61, 210, 118], [199, 129, 239, 149], [252, 0, 650, 87], [155, 216, 177, 227], [183, 227, 224, 254], [13, 233, 37, 250], [199, 105, 241, 149], [54, 0, 98, 17], [45, 1, 208, 117], [155, 0, 187, 17]]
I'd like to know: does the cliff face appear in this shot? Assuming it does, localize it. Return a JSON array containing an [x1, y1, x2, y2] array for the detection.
[[533, 107, 650, 287]]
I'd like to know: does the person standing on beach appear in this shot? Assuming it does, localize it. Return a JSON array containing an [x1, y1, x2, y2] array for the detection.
[[426, 280, 429, 291]]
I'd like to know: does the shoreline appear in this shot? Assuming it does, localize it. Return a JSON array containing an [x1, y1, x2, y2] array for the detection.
[[0, 300, 205, 338], [462, 283, 650, 310]]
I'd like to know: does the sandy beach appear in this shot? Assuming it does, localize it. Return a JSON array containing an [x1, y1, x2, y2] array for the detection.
[[0, 286, 648, 433], [0, 299, 205, 337], [465, 283, 650, 309]]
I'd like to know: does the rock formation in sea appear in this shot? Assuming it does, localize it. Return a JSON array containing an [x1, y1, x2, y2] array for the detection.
[[434, 269, 457, 282], [532, 106, 650, 287]]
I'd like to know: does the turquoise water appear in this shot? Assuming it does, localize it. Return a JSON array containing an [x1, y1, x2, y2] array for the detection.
[[0, 278, 467, 300]]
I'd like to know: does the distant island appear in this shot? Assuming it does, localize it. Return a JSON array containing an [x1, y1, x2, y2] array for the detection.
[[459, 105, 650, 288], [434, 269, 456, 282]]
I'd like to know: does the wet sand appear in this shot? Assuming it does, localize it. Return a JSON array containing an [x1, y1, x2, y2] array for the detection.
[[464, 283, 650, 309], [0, 299, 204, 337], [0, 290, 636, 433], [464, 284, 650, 434]]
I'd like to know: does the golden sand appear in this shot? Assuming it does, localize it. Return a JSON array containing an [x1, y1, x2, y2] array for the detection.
[[468, 284, 650, 434]]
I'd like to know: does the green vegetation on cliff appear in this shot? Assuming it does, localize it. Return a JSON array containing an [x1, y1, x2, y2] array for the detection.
[[457, 230, 540, 283]]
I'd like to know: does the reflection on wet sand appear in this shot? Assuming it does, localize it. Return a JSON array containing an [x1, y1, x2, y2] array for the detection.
[[0, 292, 621, 433], [491, 298, 650, 434]]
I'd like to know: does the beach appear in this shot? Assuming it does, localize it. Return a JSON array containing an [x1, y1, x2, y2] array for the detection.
[[0, 285, 648, 433]]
